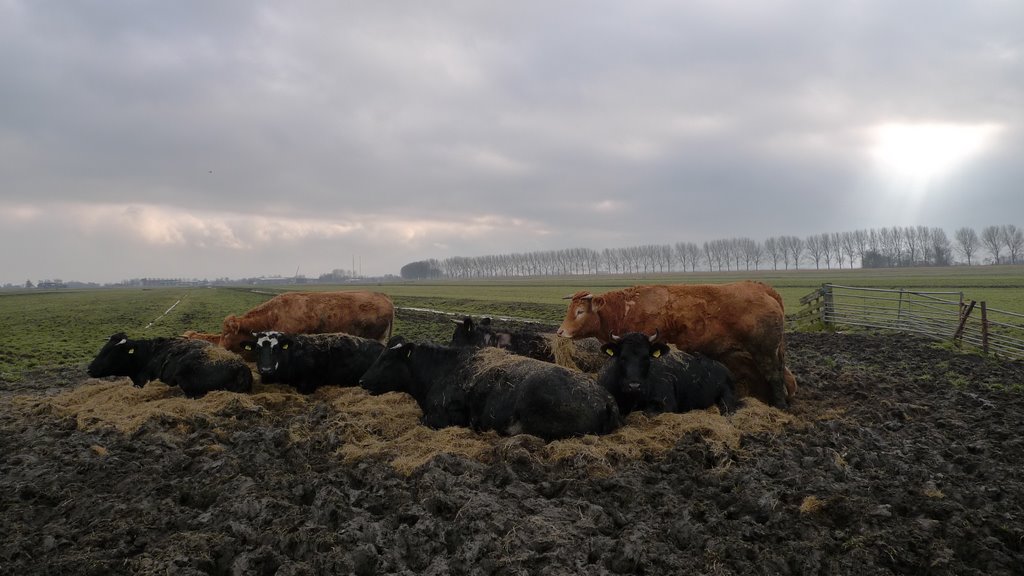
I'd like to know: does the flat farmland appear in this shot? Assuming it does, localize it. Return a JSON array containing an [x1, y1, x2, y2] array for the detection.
[[1, 266, 1022, 381], [3, 268, 1024, 574]]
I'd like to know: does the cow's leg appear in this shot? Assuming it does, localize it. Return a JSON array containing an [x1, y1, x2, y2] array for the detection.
[[754, 351, 789, 409]]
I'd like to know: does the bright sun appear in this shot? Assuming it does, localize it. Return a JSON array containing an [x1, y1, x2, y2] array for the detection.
[[869, 122, 1002, 187]]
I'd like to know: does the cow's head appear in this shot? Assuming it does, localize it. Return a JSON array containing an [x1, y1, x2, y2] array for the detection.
[[87, 332, 141, 380], [220, 315, 251, 353], [556, 291, 605, 339], [240, 331, 289, 376], [600, 331, 670, 398], [450, 317, 495, 347], [359, 336, 415, 395]]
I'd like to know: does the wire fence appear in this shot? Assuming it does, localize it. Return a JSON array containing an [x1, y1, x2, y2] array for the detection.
[[789, 284, 1024, 361]]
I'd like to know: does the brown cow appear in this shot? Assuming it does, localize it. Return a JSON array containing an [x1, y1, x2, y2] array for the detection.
[[218, 291, 394, 353], [556, 281, 796, 408], [182, 330, 222, 345]]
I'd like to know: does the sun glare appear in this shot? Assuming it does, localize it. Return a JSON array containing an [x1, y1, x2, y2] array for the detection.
[[870, 122, 1001, 186]]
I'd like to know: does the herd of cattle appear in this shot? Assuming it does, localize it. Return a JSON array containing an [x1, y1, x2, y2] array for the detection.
[[86, 281, 797, 441]]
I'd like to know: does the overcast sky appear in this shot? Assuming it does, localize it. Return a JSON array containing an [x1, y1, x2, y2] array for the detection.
[[2, 1, 1021, 284]]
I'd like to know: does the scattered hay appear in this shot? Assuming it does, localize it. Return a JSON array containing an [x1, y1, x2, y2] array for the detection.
[[39, 378, 309, 434], [32, 377, 801, 477], [549, 336, 606, 373], [328, 388, 498, 475]]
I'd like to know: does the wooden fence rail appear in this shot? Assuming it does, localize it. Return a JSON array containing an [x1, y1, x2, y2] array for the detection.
[[789, 284, 1024, 361]]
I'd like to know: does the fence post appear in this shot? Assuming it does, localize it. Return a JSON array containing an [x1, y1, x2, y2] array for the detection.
[[953, 300, 976, 347], [821, 284, 834, 327], [981, 301, 989, 354]]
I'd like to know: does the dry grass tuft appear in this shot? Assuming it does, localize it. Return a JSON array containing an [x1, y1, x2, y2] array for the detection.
[[799, 495, 826, 515]]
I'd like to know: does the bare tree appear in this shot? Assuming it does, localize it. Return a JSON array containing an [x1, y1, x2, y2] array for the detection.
[[840, 231, 857, 269], [1002, 224, 1023, 264], [904, 226, 922, 265], [853, 229, 868, 267], [782, 236, 805, 270], [805, 234, 824, 269], [982, 225, 1003, 264], [764, 237, 781, 270], [954, 227, 979, 265], [927, 227, 951, 266]]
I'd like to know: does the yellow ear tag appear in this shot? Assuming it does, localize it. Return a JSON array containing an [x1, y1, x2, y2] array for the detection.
[[605, 349, 615, 356], [128, 348, 135, 355], [282, 344, 289, 350], [244, 345, 252, 351], [652, 350, 661, 358]]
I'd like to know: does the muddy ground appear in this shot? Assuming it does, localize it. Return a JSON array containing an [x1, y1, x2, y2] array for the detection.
[[2, 328, 1024, 575]]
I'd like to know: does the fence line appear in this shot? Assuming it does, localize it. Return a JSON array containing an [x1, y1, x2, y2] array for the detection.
[[789, 284, 1024, 361]]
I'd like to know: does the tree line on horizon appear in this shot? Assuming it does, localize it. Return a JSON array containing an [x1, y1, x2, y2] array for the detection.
[[401, 224, 1024, 279]]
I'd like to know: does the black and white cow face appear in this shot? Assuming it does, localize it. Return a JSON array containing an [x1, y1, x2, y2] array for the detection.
[[600, 332, 671, 399], [87, 333, 141, 379], [241, 331, 290, 376], [359, 337, 415, 395]]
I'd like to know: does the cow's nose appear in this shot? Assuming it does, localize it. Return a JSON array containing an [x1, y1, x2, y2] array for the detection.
[[627, 382, 641, 391]]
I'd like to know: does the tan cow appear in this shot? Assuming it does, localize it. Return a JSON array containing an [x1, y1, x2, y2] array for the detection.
[[556, 281, 797, 408], [217, 291, 394, 353]]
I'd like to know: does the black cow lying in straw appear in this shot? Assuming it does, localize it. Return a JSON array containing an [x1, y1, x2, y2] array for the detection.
[[451, 316, 608, 373], [597, 332, 738, 416], [87, 332, 253, 398], [359, 337, 620, 441], [240, 331, 385, 394]]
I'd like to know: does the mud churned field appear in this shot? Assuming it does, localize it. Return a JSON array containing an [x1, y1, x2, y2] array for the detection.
[[3, 329, 1024, 575]]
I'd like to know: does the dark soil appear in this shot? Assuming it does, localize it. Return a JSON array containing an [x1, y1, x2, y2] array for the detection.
[[3, 329, 1024, 575]]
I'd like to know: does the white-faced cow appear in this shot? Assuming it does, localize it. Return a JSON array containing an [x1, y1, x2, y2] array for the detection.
[[239, 331, 385, 394], [557, 281, 796, 409], [216, 291, 394, 355], [598, 332, 738, 416], [359, 337, 620, 441], [87, 333, 253, 398]]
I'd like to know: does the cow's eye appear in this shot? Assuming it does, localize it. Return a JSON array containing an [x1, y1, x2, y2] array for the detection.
[[575, 308, 584, 317], [651, 350, 661, 358]]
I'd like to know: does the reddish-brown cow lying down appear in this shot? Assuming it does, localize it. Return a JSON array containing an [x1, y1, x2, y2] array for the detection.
[[182, 330, 222, 345], [556, 281, 797, 408], [184, 291, 394, 354]]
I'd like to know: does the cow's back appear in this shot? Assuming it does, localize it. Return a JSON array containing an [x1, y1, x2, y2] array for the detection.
[[225, 291, 394, 347]]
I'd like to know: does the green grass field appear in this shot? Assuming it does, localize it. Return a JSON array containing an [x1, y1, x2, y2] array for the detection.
[[2, 266, 1022, 381]]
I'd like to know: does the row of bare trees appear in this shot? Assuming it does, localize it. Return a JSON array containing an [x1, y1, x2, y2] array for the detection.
[[399, 224, 1023, 279]]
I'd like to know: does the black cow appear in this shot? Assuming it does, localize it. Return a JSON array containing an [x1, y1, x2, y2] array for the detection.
[[451, 316, 607, 373], [597, 332, 738, 416], [87, 332, 253, 398], [359, 337, 620, 441], [239, 331, 385, 394]]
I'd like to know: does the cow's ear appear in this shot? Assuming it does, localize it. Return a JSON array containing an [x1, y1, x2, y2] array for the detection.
[[601, 343, 616, 357], [650, 343, 670, 359], [403, 342, 416, 357], [591, 296, 606, 312]]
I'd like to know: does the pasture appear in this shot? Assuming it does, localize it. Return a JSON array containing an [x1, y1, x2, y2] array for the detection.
[[2, 268, 1024, 574], [2, 265, 1023, 380]]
